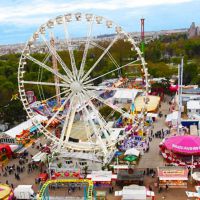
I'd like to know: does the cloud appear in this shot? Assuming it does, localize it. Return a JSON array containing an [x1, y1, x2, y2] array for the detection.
[[0, 0, 193, 26]]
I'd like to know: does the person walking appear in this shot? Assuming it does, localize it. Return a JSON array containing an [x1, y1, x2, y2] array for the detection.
[[165, 184, 169, 191]]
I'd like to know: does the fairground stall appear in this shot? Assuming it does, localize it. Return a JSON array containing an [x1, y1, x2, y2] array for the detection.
[[115, 184, 155, 200], [87, 171, 117, 188], [191, 172, 200, 186], [116, 169, 144, 186], [157, 166, 188, 188], [160, 135, 200, 167], [4, 114, 47, 146]]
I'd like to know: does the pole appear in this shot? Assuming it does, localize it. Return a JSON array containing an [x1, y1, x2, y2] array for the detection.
[[50, 36, 61, 107], [140, 18, 145, 54], [177, 58, 183, 135], [191, 155, 194, 175], [140, 18, 145, 87]]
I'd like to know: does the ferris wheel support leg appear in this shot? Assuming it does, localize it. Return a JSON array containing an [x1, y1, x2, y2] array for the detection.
[[63, 99, 77, 143], [79, 94, 108, 156], [58, 95, 75, 151], [87, 99, 110, 141]]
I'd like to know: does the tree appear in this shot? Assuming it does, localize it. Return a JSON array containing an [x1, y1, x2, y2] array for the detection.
[[0, 99, 26, 124], [183, 63, 198, 85]]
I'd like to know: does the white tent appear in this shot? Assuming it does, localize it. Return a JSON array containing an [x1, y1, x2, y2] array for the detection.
[[4, 114, 47, 138], [165, 111, 178, 122], [125, 148, 140, 157], [87, 171, 117, 182], [190, 125, 198, 135], [187, 100, 200, 110], [9, 145, 19, 152], [192, 172, 200, 181], [59, 151, 101, 162], [113, 89, 139, 103], [32, 152, 47, 162], [115, 185, 147, 200]]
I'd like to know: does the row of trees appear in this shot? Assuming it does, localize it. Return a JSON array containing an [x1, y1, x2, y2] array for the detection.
[[0, 35, 200, 124]]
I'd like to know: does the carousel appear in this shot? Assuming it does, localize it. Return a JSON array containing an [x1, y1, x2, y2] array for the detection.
[[160, 135, 200, 167], [0, 184, 14, 200]]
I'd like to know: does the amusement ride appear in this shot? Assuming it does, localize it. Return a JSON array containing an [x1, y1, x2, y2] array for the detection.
[[18, 13, 150, 166]]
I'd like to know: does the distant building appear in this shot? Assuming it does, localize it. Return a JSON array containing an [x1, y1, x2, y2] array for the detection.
[[188, 22, 200, 38]]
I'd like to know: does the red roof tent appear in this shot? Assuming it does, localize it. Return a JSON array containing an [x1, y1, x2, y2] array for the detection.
[[0, 144, 12, 158]]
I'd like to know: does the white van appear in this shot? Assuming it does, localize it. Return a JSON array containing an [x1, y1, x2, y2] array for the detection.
[[14, 185, 35, 200]]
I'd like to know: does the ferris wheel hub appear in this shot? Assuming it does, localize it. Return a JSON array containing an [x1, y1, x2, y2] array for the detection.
[[70, 81, 82, 93]]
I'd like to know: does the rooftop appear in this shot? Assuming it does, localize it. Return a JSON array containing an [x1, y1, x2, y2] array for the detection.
[[187, 100, 200, 110]]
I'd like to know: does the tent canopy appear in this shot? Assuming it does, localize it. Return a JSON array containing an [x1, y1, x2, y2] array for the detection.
[[163, 135, 200, 155], [113, 89, 138, 100], [134, 95, 160, 112], [187, 100, 200, 110], [124, 155, 138, 162], [165, 111, 178, 122], [5, 114, 47, 138], [87, 171, 117, 182], [125, 148, 140, 157], [115, 184, 146, 200], [192, 172, 200, 181]]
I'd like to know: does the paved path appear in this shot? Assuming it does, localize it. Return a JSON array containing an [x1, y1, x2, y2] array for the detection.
[[137, 96, 170, 168]]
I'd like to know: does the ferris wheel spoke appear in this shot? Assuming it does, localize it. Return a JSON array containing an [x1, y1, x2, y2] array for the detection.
[[87, 99, 110, 141], [81, 35, 119, 82], [43, 52, 51, 64], [44, 93, 73, 129], [86, 90, 134, 120], [63, 21, 78, 77], [20, 80, 68, 87], [40, 34, 74, 81], [25, 54, 67, 82], [91, 41, 120, 70], [84, 60, 140, 85], [78, 18, 94, 80], [79, 93, 108, 155], [42, 89, 70, 102], [82, 111, 93, 142], [59, 95, 76, 149]]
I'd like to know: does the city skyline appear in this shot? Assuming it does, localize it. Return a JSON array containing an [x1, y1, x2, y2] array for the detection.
[[0, 0, 200, 45]]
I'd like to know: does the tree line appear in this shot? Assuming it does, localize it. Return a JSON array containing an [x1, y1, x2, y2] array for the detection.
[[0, 34, 200, 124]]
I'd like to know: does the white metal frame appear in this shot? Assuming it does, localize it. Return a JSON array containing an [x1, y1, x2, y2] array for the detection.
[[18, 13, 150, 164]]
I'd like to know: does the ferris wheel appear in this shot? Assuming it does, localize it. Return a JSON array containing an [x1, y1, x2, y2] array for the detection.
[[18, 13, 150, 163]]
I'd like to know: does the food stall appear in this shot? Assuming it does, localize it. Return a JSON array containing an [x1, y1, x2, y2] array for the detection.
[[115, 184, 155, 200], [87, 171, 117, 188], [160, 135, 200, 167], [116, 170, 144, 186], [157, 166, 188, 188]]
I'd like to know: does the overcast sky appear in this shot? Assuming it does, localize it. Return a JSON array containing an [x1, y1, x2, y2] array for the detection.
[[0, 0, 200, 45]]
